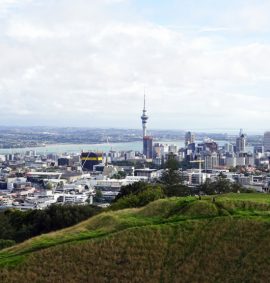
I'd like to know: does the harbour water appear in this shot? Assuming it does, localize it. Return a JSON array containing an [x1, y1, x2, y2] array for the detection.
[[0, 141, 183, 155], [0, 140, 238, 155]]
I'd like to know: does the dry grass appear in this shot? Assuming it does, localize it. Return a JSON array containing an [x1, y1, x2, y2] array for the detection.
[[1, 193, 270, 282], [1, 218, 270, 283]]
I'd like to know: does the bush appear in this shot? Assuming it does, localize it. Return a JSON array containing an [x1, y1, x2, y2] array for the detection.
[[164, 184, 191, 197], [198, 175, 246, 195], [111, 186, 165, 210], [114, 182, 148, 202], [0, 205, 102, 243], [0, 239, 15, 250]]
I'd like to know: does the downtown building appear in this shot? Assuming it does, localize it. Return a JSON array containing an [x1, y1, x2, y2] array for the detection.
[[236, 129, 246, 153], [80, 152, 103, 171], [143, 136, 153, 159], [264, 132, 270, 152]]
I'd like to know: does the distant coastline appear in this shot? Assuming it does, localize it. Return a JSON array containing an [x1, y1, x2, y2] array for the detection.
[[0, 140, 186, 155], [0, 139, 240, 155]]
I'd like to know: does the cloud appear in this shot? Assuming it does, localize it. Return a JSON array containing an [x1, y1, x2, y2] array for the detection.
[[0, 0, 269, 132], [0, 0, 33, 13], [219, 1, 270, 33]]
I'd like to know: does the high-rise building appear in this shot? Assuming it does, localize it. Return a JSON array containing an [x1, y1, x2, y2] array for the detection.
[[224, 143, 234, 153], [168, 144, 178, 154], [264, 132, 270, 152], [236, 129, 246, 153], [204, 140, 218, 152], [153, 143, 164, 158], [143, 136, 153, 159], [204, 152, 218, 170], [81, 152, 103, 171], [185, 131, 195, 147], [254, 145, 264, 155]]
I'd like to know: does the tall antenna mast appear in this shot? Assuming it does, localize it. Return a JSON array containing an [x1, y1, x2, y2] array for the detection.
[[141, 90, 148, 137], [143, 89, 146, 111]]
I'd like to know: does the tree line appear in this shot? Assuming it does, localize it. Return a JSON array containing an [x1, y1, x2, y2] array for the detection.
[[0, 204, 101, 249]]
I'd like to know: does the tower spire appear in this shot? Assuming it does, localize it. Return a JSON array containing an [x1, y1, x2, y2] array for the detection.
[[141, 91, 148, 137], [240, 128, 243, 136], [144, 89, 146, 111]]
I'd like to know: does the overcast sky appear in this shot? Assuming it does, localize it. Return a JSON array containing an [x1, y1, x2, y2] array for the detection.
[[1, 0, 270, 133]]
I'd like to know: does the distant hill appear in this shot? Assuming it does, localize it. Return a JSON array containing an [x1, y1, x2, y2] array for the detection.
[[1, 193, 270, 282]]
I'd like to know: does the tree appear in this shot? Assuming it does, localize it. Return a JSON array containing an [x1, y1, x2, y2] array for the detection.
[[0, 239, 15, 250], [198, 178, 215, 195], [111, 171, 127, 180], [114, 182, 147, 202], [45, 182, 53, 190], [94, 189, 103, 203], [110, 186, 165, 210], [229, 167, 237, 173], [164, 184, 191, 197], [164, 153, 180, 170], [213, 173, 232, 194], [198, 174, 245, 195], [0, 205, 101, 243], [159, 170, 183, 186], [159, 153, 183, 186]]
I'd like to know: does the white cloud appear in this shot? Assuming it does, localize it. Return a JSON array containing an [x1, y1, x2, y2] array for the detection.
[[0, 0, 33, 13], [219, 1, 270, 33], [7, 22, 56, 39], [0, 0, 269, 131]]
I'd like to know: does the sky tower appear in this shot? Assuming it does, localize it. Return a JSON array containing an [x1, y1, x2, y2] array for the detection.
[[141, 93, 153, 159], [141, 93, 148, 137]]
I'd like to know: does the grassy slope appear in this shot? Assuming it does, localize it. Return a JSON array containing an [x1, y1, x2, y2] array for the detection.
[[1, 193, 270, 282]]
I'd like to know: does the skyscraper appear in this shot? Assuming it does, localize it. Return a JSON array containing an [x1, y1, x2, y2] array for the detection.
[[236, 129, 246, 153], [185, 131, 195, 147], [264, 132, 270, 152], [143, 136, 153, 159]]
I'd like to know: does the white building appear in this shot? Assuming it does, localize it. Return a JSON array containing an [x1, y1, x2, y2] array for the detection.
[[226, 157, 236, 168], [236, 130, 246, 153], [224, 143, 234, 153], [168, 144, 178, 154], [236, 157, 246, 166]]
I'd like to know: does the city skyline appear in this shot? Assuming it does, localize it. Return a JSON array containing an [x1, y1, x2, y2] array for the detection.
[[0, 1, 270, 131]]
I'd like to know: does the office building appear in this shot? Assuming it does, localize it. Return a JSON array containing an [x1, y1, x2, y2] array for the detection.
[[58, 157, 70, 167], [204, 152, 218, 170], [224, 143, 234, 153], [143, 136, 153, 159], [185, 131, 195, 147], [81, 152, 103, 171], [168, 144, 178, 154], [264, 132, 270, 152], [236, 129, 246, 153]]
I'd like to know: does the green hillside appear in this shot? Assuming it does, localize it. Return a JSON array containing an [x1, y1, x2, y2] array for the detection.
[[1, 193, 270, 282]]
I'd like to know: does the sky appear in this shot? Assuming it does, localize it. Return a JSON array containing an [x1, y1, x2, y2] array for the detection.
[[0, 0, 270, 133]]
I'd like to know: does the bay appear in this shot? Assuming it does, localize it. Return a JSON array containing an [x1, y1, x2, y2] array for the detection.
[[0, 140, 235, 155]]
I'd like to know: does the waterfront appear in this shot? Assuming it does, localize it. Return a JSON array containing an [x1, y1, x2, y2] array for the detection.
[[0, 139, 246, 155], [0, 141, 183, 155]]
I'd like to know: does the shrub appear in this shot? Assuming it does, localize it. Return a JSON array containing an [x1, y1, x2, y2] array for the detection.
[[0, 239, 15, 250], [111, 186, 165, 210]]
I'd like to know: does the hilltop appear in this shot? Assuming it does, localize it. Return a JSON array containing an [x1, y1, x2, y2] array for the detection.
[[1, 193, 270, 282]]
